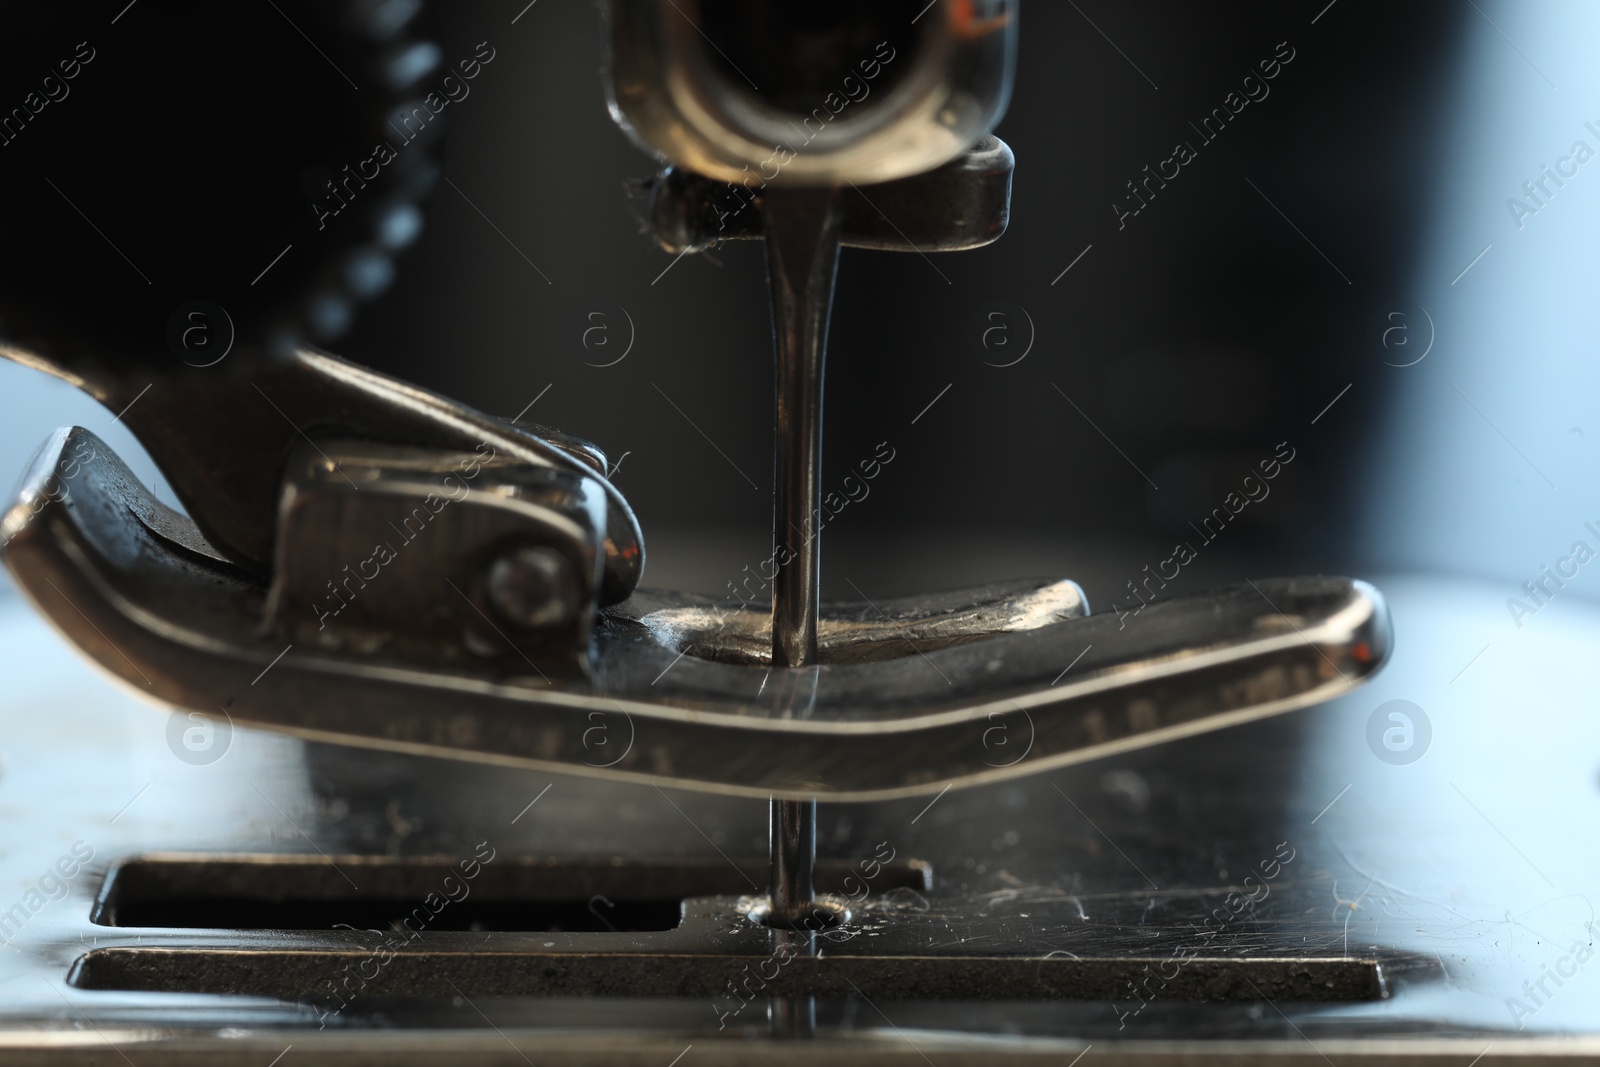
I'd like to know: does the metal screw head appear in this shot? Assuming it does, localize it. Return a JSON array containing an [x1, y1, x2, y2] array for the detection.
[[486, 546, 581, 630]]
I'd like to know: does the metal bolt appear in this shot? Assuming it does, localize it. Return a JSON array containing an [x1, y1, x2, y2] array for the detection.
[[486, 546, 581, 630]]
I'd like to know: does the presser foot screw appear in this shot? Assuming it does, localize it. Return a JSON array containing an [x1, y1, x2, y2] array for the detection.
[[487, 545, 580, 630]]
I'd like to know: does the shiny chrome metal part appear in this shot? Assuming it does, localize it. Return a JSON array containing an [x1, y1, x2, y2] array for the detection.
[[71, 847, 1395, 1003], [0, 342, 644, 605], [266, 438, 607, 674], [648, 136, 1016, 254], [767, 799, 821, 929], [638, 577, 1087, 665], [2, 426, 1390, 803], [764, 185, 841, 671], [603, 0, 1018, 186]]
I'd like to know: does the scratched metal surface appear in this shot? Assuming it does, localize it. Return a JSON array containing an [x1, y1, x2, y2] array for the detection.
[[0, 572, 1595, 1062]]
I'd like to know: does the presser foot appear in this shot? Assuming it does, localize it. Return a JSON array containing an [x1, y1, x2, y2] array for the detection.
[[3, 426, 1391, 802]]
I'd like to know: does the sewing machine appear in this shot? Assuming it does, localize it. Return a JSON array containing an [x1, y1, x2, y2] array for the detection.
[[0, 0, 1595, 1062]]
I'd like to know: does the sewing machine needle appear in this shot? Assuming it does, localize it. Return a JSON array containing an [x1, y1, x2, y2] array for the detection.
[[761, 184, 842, 926]]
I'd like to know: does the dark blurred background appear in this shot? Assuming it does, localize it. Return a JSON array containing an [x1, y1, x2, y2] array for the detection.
[[4, 0, 1596, 618]]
